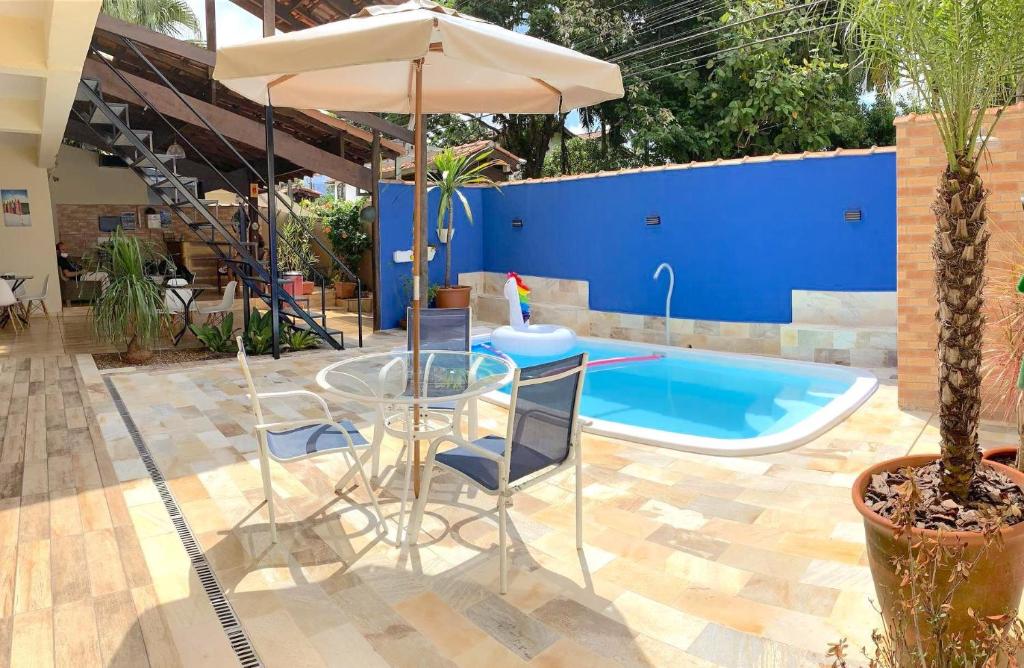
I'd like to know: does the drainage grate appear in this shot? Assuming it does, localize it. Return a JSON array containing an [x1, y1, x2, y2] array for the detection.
[[104, 377, 263, 668]]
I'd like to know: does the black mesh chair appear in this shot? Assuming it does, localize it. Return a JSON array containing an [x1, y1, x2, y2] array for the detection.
[[408, 353, 589, 593], [368, 307, 476, 482]]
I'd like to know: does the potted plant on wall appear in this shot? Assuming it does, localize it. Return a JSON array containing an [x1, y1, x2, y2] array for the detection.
[[845, 0, 1024, 654], [318, 196, 371, 300], [429, 147, 501, 308], [90, 228, 165, 364]]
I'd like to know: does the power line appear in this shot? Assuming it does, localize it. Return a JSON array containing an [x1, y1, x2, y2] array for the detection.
[[610, 0, 828, 62], [572, 0, 718, 53]]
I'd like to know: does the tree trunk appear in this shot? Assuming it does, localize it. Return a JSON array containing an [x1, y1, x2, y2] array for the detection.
[[125, 334, 153, 365], [934, 161, 988, 501], [444, 209, 453, 288]]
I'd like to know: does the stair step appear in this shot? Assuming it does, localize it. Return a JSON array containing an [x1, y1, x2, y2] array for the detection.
[[113, 129, 152, 149], [75, 79, 100, 102], [130, 153, 174, 168], [89, 103, 127, 125], [292, 320, 343, 337]]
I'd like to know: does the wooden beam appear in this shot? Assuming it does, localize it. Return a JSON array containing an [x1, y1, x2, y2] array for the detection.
[[300, 110, 405, 157], [206, 0, 217, 102], [331, 110, 415, 145], [82, 60, 372, 190], [263, 0, 274, 37], [95, 14, 216, 67]]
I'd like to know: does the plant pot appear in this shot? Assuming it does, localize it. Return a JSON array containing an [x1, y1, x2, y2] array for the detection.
[[302, 280, 314, 295], [438, 228, 454, 244], [982, 446, 1019, 467], [399, 317, 407, 330], [334, 281, 356, 300], [853, 454, 1024, 653], [434, 285, 472, 308], [124, 338, 153, 365]]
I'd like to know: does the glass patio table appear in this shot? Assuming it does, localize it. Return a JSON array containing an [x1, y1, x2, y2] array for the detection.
[[316, 350, 515, 542]]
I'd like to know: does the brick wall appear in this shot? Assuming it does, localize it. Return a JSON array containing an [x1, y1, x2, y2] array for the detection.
[[896, 103, 1024, 415], [54, 203, 241, 253]]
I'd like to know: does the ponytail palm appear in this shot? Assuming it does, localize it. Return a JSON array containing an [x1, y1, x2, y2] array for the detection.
[[91, 229, 165, 363], [429, 148, 502, 288], [845, 0, 1024, 501]]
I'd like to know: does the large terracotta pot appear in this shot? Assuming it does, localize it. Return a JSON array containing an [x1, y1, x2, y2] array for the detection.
[[334, 281, 356, 300], [982, 446, 1018, 467], [301, 280, 314, 295], [853, 454, 1024, 652], [435, 285, 471, 308]]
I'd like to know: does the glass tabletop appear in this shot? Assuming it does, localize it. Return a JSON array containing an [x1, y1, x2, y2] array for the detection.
[[316, 350, 515, 405]]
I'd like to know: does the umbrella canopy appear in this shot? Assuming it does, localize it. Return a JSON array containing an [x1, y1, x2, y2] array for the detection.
[[212, 0, 624, 113]]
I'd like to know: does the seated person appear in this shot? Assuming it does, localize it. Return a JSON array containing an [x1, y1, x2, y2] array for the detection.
[[56, 242, 109, 291]]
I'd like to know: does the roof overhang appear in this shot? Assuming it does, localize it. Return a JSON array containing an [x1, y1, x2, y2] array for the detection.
[[0, 0, 102, 167]]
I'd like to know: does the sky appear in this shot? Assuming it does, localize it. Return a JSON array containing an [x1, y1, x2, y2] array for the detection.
[[183, 0, 265, 46]]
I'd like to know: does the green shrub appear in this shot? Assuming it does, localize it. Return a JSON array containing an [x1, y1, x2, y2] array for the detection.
[[243, 308, 274, 355], [283, 327, 320, 351], [189, 313, 237, 353], [314, 196, 371, 274]]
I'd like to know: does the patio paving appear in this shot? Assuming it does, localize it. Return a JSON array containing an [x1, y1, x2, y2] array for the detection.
[[0, 345, 1016, 667]]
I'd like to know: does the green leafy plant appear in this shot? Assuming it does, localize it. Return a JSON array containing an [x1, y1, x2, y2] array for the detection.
[[844, 0, 1024, 501], [243, 308, 274, 355], [189, 312, 238, 353], [90, 228, 165, 363], [428, 148, 502, 288], [282, 327, 321, 351], [278, 213, 317, 280], [314, 196, 371, 276]]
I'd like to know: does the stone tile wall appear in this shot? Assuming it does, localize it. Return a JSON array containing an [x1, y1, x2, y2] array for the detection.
[[463, 271, 897, 369]]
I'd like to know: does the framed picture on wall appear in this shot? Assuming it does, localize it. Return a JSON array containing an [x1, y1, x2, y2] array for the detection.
[[1, 190, 31, 227]]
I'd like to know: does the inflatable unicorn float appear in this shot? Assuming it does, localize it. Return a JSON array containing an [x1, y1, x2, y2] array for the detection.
[[490, 273, 577, 357]]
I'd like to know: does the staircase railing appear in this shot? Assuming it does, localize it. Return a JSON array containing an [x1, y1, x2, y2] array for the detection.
[[73, 77, 348, 353], [118, 37, 365, 346]]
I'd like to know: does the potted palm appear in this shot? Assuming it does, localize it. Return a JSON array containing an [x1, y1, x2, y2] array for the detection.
[[278, 214, 315, 297], [90, 228, 165, 364], [318, 196, 371, 300], [845, 0, 1024, 652], [429, 147, 501, 308]]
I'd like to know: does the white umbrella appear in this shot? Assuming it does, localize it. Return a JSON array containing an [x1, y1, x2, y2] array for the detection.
[[213, 0, 623, 492]]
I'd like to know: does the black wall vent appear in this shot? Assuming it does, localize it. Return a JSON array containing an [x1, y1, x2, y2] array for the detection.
[[511, 218, 524, 228], [844, 209, 863, 222], [645, 215, 661, 226]]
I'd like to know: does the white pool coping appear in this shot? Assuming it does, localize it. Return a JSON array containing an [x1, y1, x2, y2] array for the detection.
[[472, 333, 878, 457]]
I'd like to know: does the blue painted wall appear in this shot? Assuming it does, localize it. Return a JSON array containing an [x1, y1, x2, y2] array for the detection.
[[378, 182, 484, 329], [377, 152, 896, 328]]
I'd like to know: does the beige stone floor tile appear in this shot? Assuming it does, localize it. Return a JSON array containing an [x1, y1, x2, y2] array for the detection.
[[52, 601, 103, 668], [10, 608, 53, 668], [13, 539, 50, 614]]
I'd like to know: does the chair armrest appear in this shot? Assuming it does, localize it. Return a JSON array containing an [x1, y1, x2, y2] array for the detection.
[[256, 389, 334, 423], [431, 434, 504, 462], [255, 418, 324, 432], [578, 418, 593, 428]]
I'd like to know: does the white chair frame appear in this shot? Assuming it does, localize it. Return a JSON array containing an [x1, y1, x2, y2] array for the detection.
[[17, 275, 49, 320], [408, 354, 589, 594], [236, 336, 384, 542], [197, 280, 237, 325]]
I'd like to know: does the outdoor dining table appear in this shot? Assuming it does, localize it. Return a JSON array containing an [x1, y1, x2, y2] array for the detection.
[[1, 275, 32, 327], [316, 350, 515, 542], [158, 281, 217, 346]]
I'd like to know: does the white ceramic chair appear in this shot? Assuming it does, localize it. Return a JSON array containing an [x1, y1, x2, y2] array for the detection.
[[0, 280, 21, 332], [236, 336, 384, 542], [197, 280, 236, 324], [17, 275, 49, 319], [408, 353, 589, 593]]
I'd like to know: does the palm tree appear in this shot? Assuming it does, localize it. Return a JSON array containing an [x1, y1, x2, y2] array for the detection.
[[429, 148, 502, 288], [845, 0, 1024, 501], [102, 0, 200, 39]]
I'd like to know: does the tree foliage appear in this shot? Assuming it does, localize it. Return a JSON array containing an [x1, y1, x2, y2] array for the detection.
[[101, 0, 200, 39]]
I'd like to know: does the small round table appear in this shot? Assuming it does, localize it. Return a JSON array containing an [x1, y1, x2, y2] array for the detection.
[[316, 350, 515, 541]]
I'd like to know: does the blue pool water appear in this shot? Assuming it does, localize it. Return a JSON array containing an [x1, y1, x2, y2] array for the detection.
[[473, 339, 854, 440]]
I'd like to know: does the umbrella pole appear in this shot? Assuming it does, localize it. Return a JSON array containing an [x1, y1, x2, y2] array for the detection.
[[412, 59, 424, 498]]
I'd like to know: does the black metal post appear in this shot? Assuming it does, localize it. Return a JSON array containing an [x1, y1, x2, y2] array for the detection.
[[238, 204, 251, 330], [265, 103, 281, 359]]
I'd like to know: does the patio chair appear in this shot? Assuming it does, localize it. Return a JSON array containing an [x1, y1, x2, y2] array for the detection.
[[368, 307, 477, 483], [408, 353, 589, 594], [197, 280, 237, 324], [0, 280, 22, 332], [17, 275, 49, 319], [235, 336, 384, 542]]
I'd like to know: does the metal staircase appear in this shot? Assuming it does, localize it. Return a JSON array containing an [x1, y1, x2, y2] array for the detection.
[[70, 41, 366, 355]]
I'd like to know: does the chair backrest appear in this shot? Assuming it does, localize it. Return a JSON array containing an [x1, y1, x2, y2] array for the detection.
[[37, 275, 48, 298], [407, 307, 471, 351], [504, 353, 588, 479], [235, 336, 265, 426], [0, 280, 16, 307], [219, 281, 237, 310], [164, 285, 193, 313]]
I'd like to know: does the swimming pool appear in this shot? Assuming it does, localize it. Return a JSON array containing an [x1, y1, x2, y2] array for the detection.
[[472, 336, 877, 456]]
